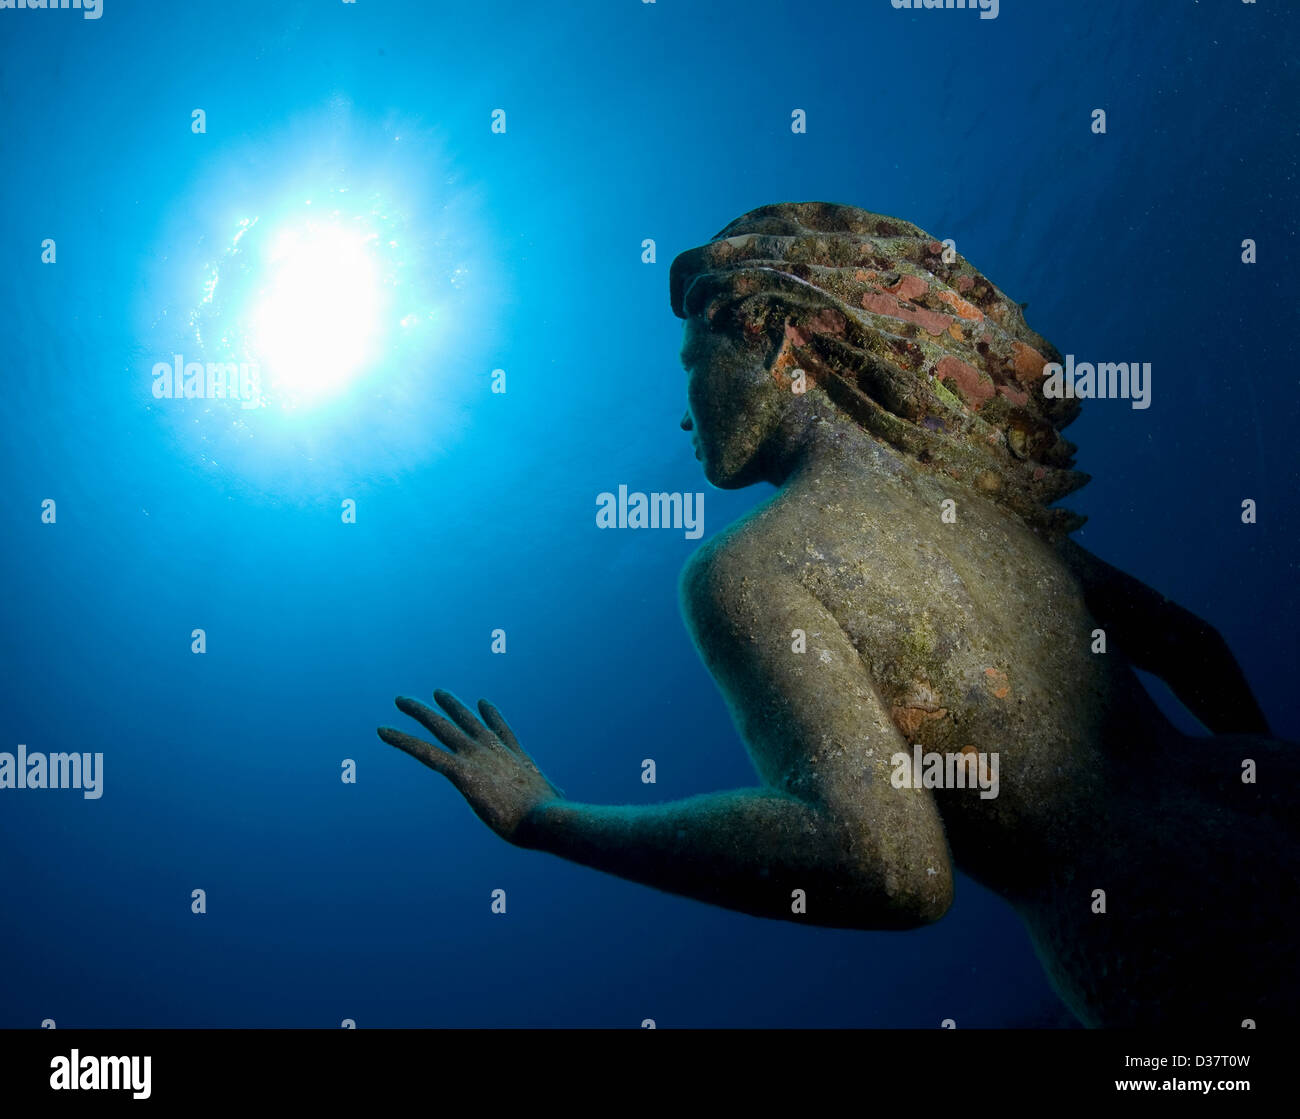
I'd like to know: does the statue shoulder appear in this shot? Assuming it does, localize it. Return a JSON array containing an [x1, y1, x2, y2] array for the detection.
[[677, 511, 804, 642]]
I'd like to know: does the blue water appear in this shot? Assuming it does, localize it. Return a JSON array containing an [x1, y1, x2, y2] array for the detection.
[[1, 0, 1295, 1028]]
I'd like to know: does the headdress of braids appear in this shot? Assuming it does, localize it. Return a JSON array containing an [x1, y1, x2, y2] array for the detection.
[[669, 202, 1088, 538]]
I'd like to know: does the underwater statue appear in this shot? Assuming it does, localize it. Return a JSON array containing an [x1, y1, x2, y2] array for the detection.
[[380, 202, 1297, 1028]]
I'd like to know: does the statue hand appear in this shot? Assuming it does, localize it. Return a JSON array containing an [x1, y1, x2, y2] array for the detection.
[[378, 690, 562, 845]]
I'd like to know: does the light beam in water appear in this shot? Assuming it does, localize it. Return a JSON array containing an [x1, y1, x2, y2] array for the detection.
[[248, 220, 385, 404], [143, 105, 501, 498]]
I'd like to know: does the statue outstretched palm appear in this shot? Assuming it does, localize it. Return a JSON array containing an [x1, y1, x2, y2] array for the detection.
[[378, 690, 563, 844]]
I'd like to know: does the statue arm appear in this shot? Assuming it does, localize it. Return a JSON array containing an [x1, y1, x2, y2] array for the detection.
[[1057, 539, 1270, 734], [514, 541, 955, 930]]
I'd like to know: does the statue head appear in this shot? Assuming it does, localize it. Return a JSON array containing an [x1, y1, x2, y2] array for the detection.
[[670, 201, 1089, 536]]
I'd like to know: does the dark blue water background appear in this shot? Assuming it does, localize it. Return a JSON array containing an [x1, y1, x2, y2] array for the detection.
[[1, 0, 1295, 1026]]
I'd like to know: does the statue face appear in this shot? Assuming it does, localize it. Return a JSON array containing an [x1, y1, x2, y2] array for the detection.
[[679, 308, 788, 489]]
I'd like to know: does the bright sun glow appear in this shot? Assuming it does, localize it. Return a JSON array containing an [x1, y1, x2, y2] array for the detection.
[[158, 114, 491, 496], [249, 222, 384, 402]]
